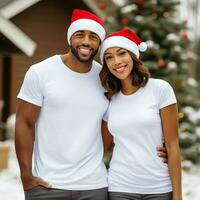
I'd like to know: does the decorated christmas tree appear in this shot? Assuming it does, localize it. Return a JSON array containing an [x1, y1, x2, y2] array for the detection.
[[103, 0, 200, 164]]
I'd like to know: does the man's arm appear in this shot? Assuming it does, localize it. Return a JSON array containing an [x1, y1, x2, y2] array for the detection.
[[15, 99, 51, 190], [101, 120, 114, 153], [157, 139, 168, 163], [101, 120, 168, 160]]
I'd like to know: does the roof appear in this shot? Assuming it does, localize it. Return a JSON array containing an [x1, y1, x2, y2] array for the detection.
[[0, 0, 41, 56], [0, 0, 112, 57], [0, 15, 36, 56], [0, 0, 15, 9]]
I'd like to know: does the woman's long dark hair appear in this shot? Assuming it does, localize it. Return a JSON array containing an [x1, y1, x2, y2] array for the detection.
[[100, 52, 150, 100]]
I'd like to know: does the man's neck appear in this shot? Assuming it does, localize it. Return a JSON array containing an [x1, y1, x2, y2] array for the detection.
[[60, 52, 93, 73]]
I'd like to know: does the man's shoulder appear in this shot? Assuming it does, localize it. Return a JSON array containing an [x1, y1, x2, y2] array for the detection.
[[30, 55, 58, 71], [93, 60, 102, 68], [92, 60, 102, 72]]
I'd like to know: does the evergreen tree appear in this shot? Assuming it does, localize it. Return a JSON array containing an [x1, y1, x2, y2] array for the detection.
[[103, 0, 200, 163]]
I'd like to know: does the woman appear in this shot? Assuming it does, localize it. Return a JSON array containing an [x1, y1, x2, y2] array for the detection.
[[100, 29, 182, 200]]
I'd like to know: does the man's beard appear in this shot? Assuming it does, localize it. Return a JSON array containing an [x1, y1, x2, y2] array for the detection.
[[70, 45, 98, 63]]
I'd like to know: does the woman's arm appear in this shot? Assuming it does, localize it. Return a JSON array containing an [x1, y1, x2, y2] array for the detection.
[[160, 103, 182, 200]]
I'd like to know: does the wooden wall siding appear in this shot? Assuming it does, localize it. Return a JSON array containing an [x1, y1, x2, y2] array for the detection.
[[9, 0, 89, 113], [0, 56, 2, 99]]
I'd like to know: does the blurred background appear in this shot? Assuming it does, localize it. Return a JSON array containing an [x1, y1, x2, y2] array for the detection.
[[0, 0, 200, 199]]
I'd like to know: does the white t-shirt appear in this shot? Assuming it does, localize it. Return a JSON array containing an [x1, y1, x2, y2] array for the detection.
[[105, 78, 177, 194], [17, 55, 109, 190]]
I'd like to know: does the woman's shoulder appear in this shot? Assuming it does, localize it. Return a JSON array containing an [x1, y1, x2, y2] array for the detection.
[[146, 78, 174, 96], [148, 78, 171, 88]]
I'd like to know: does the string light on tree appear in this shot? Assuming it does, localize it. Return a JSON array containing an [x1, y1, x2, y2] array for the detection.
[[98, 2, 106, 10], [163, 12, 170, 18], [174, 45, 182, 53], [121, 4, 137, 13], [121, 17, 128, 26], [157, 57, 166, 69], [166, 33, 180, 42], [135, 15, 143, 22], [178, 112, 185, 119], [187, 78, 198, 88], [167, 61, 177, 71], [146, 40, 154, 48], [136, 0, 144, 7], [181, 32, 189, 40], [151, 0, 157, 5], [146, 40, 159, 49]]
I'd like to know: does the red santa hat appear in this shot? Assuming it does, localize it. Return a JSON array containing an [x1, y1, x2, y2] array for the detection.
[[67, 9, 106, 44], [100, 28, 147, 63]]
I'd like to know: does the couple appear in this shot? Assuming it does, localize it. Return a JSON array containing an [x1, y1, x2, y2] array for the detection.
[[15, 9, 182, 200]]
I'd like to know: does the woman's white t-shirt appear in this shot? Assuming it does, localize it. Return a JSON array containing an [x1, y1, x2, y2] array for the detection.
[[105, 78, 177, 194]]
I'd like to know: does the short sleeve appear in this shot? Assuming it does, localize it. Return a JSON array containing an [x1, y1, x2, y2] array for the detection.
[[17, 67, 43, 107], [103, 111, 108, 122], [158, 80, 177, 109], [102, 104, 110, 122]]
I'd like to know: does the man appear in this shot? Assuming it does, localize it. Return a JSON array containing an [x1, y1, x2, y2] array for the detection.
[[15, 9, 166, 200], [15, 9, 108, 200]]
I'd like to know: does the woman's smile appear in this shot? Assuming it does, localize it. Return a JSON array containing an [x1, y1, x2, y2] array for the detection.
[[114, 64, 127, 73]]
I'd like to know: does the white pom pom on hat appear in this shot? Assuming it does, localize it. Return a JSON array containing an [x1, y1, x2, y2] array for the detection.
[[100, 28, 147, 63], [138, 42, 147, 52]]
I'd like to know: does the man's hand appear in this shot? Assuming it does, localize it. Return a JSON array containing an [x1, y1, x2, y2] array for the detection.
[[156, 146, 168, 163], [22, 175, 52, 190]]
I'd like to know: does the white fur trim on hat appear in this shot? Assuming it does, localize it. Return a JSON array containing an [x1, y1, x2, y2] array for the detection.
[[67, 19, 106, 44], [100, 36, 139, 63]]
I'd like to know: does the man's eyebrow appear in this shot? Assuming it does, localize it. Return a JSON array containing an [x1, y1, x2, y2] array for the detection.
[[74, 31, 98, 37], [74, 31, 84, 33], [91, 32, 98, 36]]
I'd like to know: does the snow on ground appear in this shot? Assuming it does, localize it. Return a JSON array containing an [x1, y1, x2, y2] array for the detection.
[[0, 141, 200, 200], [0, 141, 24, 200], [182, 164, 200, 200]]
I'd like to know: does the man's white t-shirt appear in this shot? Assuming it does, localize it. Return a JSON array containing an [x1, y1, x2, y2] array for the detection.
[[105, 78, 177, 194], [17, 55, 109, 190]]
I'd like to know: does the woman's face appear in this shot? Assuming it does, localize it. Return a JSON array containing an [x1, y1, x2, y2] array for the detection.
[[104, 47, 133, 80]]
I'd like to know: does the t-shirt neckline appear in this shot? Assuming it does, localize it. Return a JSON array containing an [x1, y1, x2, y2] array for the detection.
[[56, 55, 95, 77], [119, 86, 144, 98]]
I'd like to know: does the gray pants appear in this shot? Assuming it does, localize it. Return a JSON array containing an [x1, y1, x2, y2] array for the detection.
[[109, 191, 172, 200], [24, 186, 108, 200]]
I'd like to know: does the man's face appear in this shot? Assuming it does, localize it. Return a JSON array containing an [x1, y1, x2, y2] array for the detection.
[[70, 30, 101, 63]]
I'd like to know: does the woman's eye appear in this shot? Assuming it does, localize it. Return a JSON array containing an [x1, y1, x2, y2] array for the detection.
[[105, 56, 112, 60], [119, 51, 127, 56]]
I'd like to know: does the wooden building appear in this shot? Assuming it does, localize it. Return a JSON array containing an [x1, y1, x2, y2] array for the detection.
[[0, 0, 111, 120]]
